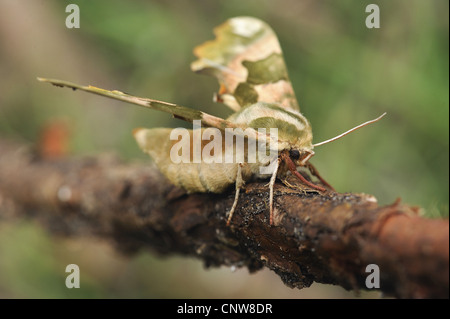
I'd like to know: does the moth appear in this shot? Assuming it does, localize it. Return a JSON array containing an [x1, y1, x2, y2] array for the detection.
[[38, 17, 385, 226]]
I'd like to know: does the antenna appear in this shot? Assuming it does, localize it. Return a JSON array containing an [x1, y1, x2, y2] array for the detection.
[[313, 112, 386, 147]]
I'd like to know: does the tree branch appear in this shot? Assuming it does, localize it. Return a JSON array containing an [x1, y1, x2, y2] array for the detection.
[[0, 138, 448, 298]]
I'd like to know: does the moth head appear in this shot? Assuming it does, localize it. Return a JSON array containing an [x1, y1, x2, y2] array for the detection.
[[288, 148, 315, 166]]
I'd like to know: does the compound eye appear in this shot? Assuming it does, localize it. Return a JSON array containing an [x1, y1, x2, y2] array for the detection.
[[289, 149, 300, 160]]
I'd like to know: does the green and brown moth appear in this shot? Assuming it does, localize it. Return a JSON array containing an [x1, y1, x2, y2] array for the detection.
[[38, 17, 385, 226]]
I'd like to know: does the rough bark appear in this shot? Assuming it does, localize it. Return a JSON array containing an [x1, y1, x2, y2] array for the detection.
[[0, 138, 448, 298]]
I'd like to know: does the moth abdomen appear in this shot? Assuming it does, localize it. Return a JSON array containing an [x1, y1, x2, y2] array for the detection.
[[133, 128, 243, 194]]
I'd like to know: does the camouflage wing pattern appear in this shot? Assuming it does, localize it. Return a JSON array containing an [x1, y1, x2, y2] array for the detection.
[[191, 16, 300, 113]]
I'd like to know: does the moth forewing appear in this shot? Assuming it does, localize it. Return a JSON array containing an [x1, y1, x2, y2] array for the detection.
[[37, 77, 266, 143], [191, 16, 300, 113]]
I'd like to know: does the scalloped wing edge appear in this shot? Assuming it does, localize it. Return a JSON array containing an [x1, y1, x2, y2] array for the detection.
[[191, 16, 300, 113]]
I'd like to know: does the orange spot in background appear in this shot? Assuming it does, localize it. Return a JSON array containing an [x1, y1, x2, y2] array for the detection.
[[38, 119, 70, 159]]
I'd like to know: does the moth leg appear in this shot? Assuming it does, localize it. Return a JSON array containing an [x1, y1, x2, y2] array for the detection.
[[269, 157, 281, 225], [281, 178, 307, 193], [226, 163, 244, 226], [281, 152, 326, 192], [281, 178, 295, 188], [305, 162, 335, 191]]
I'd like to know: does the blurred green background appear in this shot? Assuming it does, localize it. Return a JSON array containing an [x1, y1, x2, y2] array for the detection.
[[0, 0, 448, 298]]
